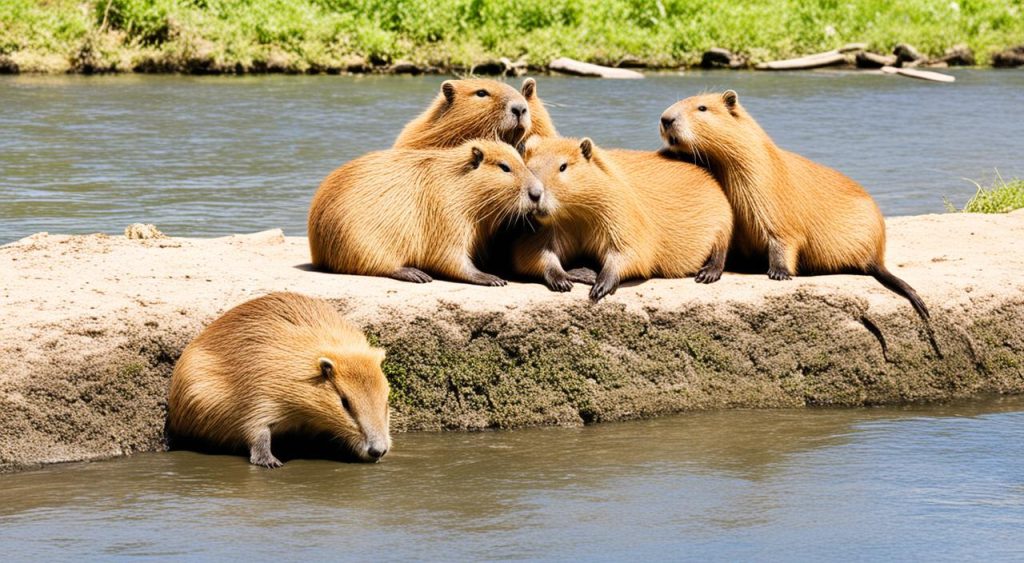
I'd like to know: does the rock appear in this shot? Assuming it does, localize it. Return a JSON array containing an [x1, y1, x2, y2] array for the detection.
[[701, 48, 746, 69], [936, 44, 975, 66], [894, 43, 925, 67], [389, 60, 423, 75], [124, 224, 165, 240], [3, 212, 1024, 472], [549, 57, 644, 79], [0, 54, 19, 74], [992, 45, 1024, 68]]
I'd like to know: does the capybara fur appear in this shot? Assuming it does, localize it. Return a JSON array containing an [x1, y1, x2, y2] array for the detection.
[[308, 140, 549, 285], [659, 91, 932, 328], [515, 136, 734, 302], [393, 78, 532, 149], [168, 292, 391, 468]]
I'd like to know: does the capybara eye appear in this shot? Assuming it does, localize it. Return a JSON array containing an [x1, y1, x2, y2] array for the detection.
[[559, 162, 568, 172], [698, 105, 708, 112], [498, 162, 511, 173], [475, 89, 488, 97], [341, 396, 351, 412]]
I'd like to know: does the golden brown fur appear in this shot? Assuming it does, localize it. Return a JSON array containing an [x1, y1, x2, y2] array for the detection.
[[308, 140, 549, 285], [168, 292, 391, 468], [393, 78, 532, 149], [659, 90, 931, 323], [515, 136, 734, 301]]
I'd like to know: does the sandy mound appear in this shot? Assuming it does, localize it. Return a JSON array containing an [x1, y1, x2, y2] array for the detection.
[[2, 212, 1023, 471]]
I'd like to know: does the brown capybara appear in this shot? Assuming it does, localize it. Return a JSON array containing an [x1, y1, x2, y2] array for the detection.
[[393, 78, 533, 149], [168, 292, 391, 468], [659, 90, 930, 324], [308, 140, 549, 285], [515, 136, 734, 302]]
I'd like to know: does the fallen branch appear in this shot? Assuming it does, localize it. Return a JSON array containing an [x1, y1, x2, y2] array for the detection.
[[549, 57, 644, 79], [880, 65, 955, 83]]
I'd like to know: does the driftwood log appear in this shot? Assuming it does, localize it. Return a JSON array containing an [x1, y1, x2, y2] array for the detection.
[[755, 44, 865, 70], [880, 65, 955, 83], [549, 57, 644, 79]]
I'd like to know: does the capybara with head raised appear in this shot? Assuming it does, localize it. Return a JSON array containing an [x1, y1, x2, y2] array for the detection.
[[659, 90, 931, 325], [515, 136, 733, 302], [393, 78, 534, 149], [308, 140, 550, 285], [168, 292, 391, 468]]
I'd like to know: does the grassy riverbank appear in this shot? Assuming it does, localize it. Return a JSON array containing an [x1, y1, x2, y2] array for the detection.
[[2, 0, 1023, 73]]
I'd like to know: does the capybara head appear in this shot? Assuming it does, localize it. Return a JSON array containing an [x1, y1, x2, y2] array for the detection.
[[308, 346, 391, 461], [459, 139, 550, 222], [659, 90, 750, 161], [521, 135, 612, 224], [407, 78, 531, 148]]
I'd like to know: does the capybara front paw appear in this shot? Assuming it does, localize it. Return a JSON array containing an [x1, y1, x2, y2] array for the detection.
[[546, 275, 573, 292], [589, 278, 618, 302], [392, 267, 433, 283], [566, 267, 597, 285], [250, 452, 283, 468], [694, 265, 723, 284], [473, 272, 507, 287], [767, 268, 792, 281]]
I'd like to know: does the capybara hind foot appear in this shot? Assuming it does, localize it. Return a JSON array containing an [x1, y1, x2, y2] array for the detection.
[[566, 267, 598, 285], [249, 429, 283, 468], [391, 267, 433, 283], [767, 268, 792, 281]]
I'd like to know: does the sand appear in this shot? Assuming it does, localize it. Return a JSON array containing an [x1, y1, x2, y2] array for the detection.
[[2, 211, 1023, 471]]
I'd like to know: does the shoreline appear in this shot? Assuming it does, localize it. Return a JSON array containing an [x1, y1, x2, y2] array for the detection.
[[2, 211, 1024, 472]]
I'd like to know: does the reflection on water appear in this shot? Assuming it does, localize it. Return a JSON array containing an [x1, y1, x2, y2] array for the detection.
[[2, 70, 1024, 243], [2, 396, 1023, 559]]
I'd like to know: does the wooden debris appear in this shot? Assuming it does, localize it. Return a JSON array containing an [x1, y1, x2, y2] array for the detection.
[[756, 51, 848, 70], [548, 57, 644, 79]]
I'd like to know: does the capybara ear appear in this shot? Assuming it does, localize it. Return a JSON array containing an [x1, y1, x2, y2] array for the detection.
[[580, 138, 593, 161], [319, 357, 335, 379], [524, 134, 542, 152], [470, 145, 485, 169], [722, 90, 738, 109], [521, 77, 537, 99], [442, 81, 457, 104]]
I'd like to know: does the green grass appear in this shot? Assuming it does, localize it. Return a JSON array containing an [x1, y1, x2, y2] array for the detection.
[[2, 0, 1023, 73], [947, 174, 1024, 214]]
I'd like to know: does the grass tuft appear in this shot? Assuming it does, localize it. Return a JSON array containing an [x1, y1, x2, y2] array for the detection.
[[947, 173, 1024, 214]]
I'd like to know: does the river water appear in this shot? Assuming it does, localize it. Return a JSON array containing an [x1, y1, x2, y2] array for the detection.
[[2, 70, 1024, 243], [1, 397, 1023, 560]]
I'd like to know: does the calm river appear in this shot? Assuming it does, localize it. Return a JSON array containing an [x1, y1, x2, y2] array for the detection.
[[2, 70, 1024, 243], [2, 397, 1023, 560]]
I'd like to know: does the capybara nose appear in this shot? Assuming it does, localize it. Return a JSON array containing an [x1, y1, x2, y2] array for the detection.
[[367, 446, 387, 459], [511, 103, 527, 119], [528, 183, 543, 203], [661, 116, 675, 129]]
